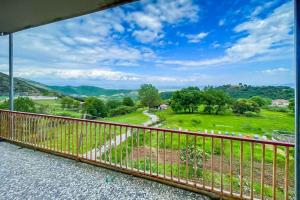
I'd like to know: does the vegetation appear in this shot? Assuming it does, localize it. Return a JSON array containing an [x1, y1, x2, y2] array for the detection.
[[0, 72, 58, 96], [156, 108, 294, 135], [216, 83, 294, 100], [49, 85, 132, 97], [0, 97, 36, 112], [232, 99, 260, 114], [83, 97, 107, 118], [170, 87, 201, 113], [138, 84, 161, 109]]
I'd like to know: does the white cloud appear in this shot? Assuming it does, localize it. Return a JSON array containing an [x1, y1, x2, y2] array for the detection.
[[218, 19, 225, 26], [128, 0, 199, 43], [185, 32, 208, 43], [262, 67, 289, 75], [158, 1, 294, 69]]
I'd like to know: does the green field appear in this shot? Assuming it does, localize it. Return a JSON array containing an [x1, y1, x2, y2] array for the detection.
[[34, 99, 82, 118], [103, 109, 149, 125], [156, 108, 294, 136]]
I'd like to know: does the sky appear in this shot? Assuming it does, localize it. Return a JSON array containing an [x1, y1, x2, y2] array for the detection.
[[0, 0, 295, 89]]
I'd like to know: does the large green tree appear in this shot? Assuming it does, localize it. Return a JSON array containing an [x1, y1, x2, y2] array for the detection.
[[123, 97, 135, 107], [0, 97, 36, 112], [170, 87, 201, 113], [83, 97, 107, 118], [232, 99, 260, 114], [138, 84, 161, 109]]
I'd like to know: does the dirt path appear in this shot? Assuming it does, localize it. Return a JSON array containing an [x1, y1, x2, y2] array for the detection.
[[86, 110, 160, 160]]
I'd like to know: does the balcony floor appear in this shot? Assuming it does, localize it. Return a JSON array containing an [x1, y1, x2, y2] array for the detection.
[[0, 142, 210, 200]]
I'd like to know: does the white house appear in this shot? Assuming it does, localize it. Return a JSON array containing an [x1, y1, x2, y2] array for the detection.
[[271, 99, 289, 107]]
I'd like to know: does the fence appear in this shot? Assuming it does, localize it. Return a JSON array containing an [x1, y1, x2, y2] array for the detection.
[[0, 109, 294, 199]]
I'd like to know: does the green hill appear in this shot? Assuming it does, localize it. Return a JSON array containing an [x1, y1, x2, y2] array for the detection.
[[0, 72, 57, 96], [49, 85, 133, 97], [215, 84, 294, 100]]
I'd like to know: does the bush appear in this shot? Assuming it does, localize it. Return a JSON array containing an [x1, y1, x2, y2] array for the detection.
[[109, 106, 136, 117], [267, 106, 289, 112], [191, 119, 202, 126], [244, 111, 259, 117]]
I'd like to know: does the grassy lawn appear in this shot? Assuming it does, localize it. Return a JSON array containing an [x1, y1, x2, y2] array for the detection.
[[103, 109, 149, 125], [156, 108, 294, 136], [34, 99, 82, 118]]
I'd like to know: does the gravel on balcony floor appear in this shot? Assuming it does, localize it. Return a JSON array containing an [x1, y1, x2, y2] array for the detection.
[[0, 142, 211, 200]]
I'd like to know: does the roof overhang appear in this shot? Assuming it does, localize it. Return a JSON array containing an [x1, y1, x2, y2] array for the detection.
[[0, 0, 136, 35]]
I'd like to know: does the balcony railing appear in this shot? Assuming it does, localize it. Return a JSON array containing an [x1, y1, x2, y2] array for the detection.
[[0, 109, 294, 199]]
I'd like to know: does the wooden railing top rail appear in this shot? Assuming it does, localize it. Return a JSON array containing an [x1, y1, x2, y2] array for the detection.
[[0, 109, 295, 147]]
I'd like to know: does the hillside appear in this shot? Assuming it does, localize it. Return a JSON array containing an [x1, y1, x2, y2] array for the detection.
[[49, 85, 133, 97], [160, 84, 294, 100], [215, 84, 294, 100], [0, 72, 57, 96]]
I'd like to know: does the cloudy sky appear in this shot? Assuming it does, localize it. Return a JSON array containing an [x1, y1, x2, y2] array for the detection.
[[0, 0, 295, 89]]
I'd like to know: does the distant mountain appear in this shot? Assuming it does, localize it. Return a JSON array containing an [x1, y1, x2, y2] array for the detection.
[[0, 72, 58, 96], [49, 85, 134, 97]]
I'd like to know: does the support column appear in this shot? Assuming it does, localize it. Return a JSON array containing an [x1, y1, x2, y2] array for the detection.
[[9, 33, 13, 111], [295, 0, 300, 199]]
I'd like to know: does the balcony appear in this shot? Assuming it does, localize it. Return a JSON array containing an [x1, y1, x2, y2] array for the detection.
[[0, 109, 294, 199]]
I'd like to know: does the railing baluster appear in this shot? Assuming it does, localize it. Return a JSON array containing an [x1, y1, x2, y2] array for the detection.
[[137, 128, 140, 172], [125, 126, 128, 168], [99, 124, 102, 162], [220, 138, 224, 195], [114, 125, 117, 166], [250, 142, 254, 199], [144, 128, 146, 174], [109, 124, 112, 165], [178, 132, 181, 182], [194, 135, 197, 187], [211, 137, 214, 191], [104, 124, 107, 163], [272, 145, 277, 200], [171, 131, 173, 180], [150, 130, 152, 175], [261, 144, 265, 200], [157, 130, 159, 177], [120, 126, 123, 167], [186, 134, 189, 184], [202, 136, 205, 189], [230, 139, 233, 195], [164, 130, 166, 179], [284, 147, 289, 200], [131, 128, 134, 170], [94, 123, 97, 161], [240, 141, 244, 198]]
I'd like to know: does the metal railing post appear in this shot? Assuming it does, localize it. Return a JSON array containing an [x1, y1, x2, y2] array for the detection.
[[9, 33, 13, 111], [295, 0, 300, 199]]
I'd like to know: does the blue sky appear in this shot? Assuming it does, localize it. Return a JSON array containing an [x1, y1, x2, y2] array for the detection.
[[0, 0, 295, 89]]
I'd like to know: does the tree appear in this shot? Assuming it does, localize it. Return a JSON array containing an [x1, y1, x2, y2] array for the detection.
[[170, 87, 201, 113], [232, 99, 260, 114], [201, 88, 216, 114], [289, 98, 295, 112], [12, 97, 36, 112], [138, 84, 161, 109], [83, 97, 107, 118], [106, 99, 122, 110], [250, 96, 270, 107], [212, 89, 232, 114], [123, 97, 135, 107], [61, 97, 74, 109]]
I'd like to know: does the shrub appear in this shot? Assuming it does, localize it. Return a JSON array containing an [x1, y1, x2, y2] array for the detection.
[[244, 111, 259, 117], [109, 106, 136, 117]]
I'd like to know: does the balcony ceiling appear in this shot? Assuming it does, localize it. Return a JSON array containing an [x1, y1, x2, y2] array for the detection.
[[0, 0, 135, 34]]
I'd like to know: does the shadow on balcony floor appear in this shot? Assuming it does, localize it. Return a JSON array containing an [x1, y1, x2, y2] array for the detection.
[[0, 142, 210, 200]]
